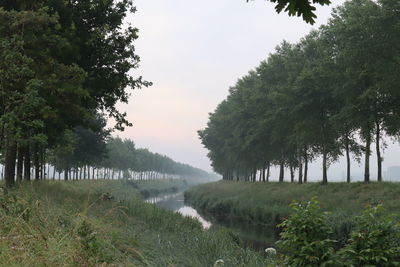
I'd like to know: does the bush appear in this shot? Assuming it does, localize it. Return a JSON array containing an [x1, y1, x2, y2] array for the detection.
[[277, 198, 336, 266], [339, 205, 400, 266], [278, 198, 400, 266]]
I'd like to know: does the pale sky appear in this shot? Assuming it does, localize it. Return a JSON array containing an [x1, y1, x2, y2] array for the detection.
[[114, 0, 400, 181]]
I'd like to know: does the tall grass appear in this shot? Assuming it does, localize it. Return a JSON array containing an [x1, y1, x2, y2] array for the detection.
[[0, 180, 270, 266], [185, 181, 400, 246]]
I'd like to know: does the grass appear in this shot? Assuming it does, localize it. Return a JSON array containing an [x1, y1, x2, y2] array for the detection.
[[185, 180, 400, 246], [0, 179, 270, 266]]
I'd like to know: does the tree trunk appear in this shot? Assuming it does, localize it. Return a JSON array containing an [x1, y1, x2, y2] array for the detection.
[[304, 148, 308, 183], [267, 162, 270, 182], [65, 161, 69, 181], [376, 121, 382, 182], [16, 145, 24, 183], [345, 140, 351, 183], [23, 146, 30, 181], [322, 149, 328, 184], [290, 163, 294, 183], [40, 150, 44, 180], [34, 146, 40, 180], [262, 166, 266, 182], [364, 133, 371, 183], [52, 166, 56, 180], [298, 151, 303, 184], [4, 139, 17, 187], [279, 162, 284, 182]]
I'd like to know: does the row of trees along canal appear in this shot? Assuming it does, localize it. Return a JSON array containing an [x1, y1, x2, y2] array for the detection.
[[1, 124, 212, 181], [0, 1, 215, 186], [199, 0, 400, 184], [0, 1, 151, 187]]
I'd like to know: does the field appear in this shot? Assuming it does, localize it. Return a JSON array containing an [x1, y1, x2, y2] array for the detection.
[[0, 179, 269, 266]]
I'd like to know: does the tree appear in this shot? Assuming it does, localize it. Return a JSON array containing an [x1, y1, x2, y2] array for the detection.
[[0, 0, 150, 186], [0, 7, 87, 186], [247, 0, 331, 24], [200, 0, 400, 184], [327, 0, 392, 182]]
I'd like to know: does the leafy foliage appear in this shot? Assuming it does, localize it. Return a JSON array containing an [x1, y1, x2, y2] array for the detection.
[[340, 205, 400, 266], [247, 0, 331, 24], [277, 197, 400, 266], [0, 0, 149, 186], [277, 198, 336, 266], [200, 0, 400, 184]]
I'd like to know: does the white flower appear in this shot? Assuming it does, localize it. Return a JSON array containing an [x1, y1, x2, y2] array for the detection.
[[214, 259, 224, 266], [265, 247, 277, 255]]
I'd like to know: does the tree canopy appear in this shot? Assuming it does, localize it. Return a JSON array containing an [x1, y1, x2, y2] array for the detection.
[[200, 0, 400, 183], [0, 0, 150, 186]]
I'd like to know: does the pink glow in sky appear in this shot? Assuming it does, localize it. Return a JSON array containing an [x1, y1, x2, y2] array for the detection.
[[113, 0, 348, 172]]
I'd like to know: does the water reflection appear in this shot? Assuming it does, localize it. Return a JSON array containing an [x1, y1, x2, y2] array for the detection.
[[145, 192, 212, 229], [144, 191, 276, 251], [177, 206, 212, 229]]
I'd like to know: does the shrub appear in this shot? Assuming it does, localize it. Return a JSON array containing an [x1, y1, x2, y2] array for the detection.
[[339, 205, 400, 266], [277, 197, 336, 266], [77, 220, 100, 257]]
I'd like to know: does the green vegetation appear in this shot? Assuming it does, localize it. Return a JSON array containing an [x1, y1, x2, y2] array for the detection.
[[246, 0, 331, 24], [47, 135, 216, 181], [0, 0, 150, 187], [277, 198, 336, 266], [185, 181, 400, 245], [199, 0, 400, 184], [0, 180, 269, 266], [0, 0, 214, 186], [278, 199, 400, 266]]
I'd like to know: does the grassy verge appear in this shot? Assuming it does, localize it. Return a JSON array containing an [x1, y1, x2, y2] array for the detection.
[[185, 180, 400, 245], [0, 180, 269, 266]]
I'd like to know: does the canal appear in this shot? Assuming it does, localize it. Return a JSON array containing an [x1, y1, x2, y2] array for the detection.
[[145, 191, 277, 250]]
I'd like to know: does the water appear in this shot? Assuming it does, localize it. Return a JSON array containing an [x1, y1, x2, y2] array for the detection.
[[144, 191, 277, 250], [145, 192, 212, 229]]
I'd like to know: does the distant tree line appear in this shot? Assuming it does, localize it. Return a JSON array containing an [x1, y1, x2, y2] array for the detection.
[[0, 124, 214, 181], [199, 0, 400, 184], [46, 124, 214, 180]]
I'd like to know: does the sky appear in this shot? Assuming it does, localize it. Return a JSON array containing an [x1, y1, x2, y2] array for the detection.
[[113, 0, 400, 181]]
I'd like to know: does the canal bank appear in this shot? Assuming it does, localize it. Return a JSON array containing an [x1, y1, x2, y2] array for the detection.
[[145, 190, 277, 250], [1, 180, 271, 266], [184, 180, 400, 249]]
